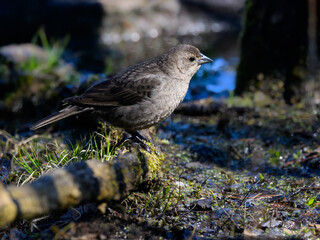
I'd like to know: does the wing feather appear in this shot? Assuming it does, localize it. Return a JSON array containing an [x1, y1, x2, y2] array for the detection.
[[63, 74, 163, 107]]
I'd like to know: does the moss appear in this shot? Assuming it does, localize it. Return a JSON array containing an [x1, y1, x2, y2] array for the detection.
[[139, 141, 165, 179]]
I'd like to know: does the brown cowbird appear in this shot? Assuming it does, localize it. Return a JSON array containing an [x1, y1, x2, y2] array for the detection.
[[31, 44, 213, 148]]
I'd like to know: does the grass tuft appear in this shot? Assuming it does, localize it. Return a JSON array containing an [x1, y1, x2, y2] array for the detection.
[[10, 124, 122, 184]]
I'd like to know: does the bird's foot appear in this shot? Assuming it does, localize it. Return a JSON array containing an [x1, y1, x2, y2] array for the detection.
[[115, 131, 152, 153], [129, 131, 152, 153]]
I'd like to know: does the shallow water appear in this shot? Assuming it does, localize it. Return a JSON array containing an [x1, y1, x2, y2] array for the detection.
[[186, 57, 238, 101]]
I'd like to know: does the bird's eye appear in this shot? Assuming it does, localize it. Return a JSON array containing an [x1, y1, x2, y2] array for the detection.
[[189, 57, 195, 62]]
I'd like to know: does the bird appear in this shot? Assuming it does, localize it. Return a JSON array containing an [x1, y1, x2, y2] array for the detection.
[[31, 44, 213, 149]]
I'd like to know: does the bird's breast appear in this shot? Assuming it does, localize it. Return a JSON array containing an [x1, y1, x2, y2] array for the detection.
[[156, 78, 190, 107], [102, 78, 191, 131]]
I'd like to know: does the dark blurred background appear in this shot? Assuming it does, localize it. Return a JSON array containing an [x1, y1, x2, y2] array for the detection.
[[0, 0, 243, 131], [0, 0, 243, 70]]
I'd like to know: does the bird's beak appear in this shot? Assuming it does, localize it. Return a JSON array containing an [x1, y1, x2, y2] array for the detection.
[[198, 53, 213, 65]]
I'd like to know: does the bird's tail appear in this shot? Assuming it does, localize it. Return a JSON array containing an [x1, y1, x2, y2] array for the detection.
[[30, 105, 91, 130]]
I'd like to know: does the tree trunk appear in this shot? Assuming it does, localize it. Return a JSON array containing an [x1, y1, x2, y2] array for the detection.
[[236, 0, 308, 104]]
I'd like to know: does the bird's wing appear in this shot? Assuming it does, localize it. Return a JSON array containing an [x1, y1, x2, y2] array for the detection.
[[63, 75, 163, 107]]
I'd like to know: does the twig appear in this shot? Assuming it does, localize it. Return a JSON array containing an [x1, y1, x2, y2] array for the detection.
[[219, 179, 260, 230], [209, 188, 240, 230]]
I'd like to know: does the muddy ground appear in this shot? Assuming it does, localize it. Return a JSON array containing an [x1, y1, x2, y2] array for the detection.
[[1, 94, 320, 239]]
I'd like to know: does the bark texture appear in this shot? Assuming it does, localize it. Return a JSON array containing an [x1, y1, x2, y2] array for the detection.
[[0, 150, 160, 226]]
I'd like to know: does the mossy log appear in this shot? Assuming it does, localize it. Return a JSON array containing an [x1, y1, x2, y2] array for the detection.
[[0, 149, 162, 226]]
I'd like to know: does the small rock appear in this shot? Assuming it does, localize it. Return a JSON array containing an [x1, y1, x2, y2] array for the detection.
[[243, 228, 264, 239], [189, 199, 214, 211], [0, 158, 12, 184], [282, 220, 297, 230], [184, 161, 206, 169], [0, 44, 48, 64], [261, 218, 282, 228], [190, 144, 227, 166], [174, 181, 188, 188]]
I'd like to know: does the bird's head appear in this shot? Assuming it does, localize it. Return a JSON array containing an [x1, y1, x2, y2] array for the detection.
[[166, 44, 213, 79]]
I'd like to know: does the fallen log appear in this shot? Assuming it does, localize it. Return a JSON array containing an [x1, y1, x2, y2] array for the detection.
[[0, 149, 162, 226]]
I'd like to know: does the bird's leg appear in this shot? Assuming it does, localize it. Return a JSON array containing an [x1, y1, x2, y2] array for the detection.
[[114, 132, 131, 150], [129, 131, 149, 142], [128, 131, 152, 153], [114, 131, 152, 152]]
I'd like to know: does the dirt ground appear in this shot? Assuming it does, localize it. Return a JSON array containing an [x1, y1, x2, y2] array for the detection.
[[2, 96, 320, 239]]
